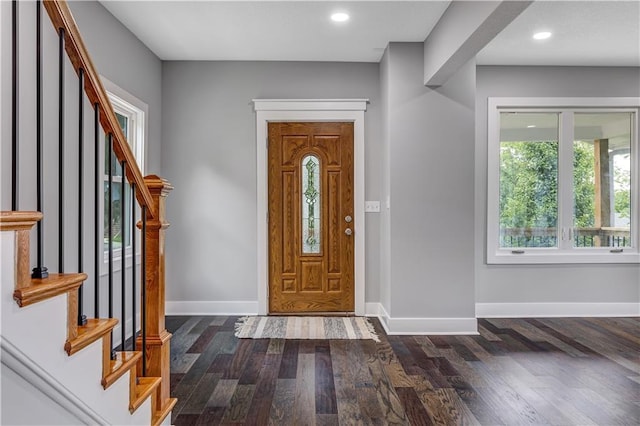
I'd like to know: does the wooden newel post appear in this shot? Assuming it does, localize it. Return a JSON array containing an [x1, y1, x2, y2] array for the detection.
[[139, 174, 176, 416]]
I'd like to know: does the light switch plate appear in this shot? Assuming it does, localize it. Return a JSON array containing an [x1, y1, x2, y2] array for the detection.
[[365, 201, 380, 213]]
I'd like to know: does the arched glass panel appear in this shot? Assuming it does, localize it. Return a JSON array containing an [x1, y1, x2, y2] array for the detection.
[[302, 155, 321, 253]]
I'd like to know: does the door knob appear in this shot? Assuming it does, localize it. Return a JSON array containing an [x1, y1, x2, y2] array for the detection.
[[345, 215, 352, 223], [345, 228, 353, 236]]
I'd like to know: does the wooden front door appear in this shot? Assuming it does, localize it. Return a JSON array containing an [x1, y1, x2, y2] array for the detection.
[[268, 122, 354, 313]]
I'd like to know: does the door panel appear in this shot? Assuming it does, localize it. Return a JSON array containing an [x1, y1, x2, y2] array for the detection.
[[268, 122, 354, 313]]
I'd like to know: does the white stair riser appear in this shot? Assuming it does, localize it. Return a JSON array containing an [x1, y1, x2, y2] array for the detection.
[[1, 230, 152, 425]]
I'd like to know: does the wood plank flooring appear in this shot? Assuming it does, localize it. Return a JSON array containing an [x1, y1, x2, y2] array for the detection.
[[167, 316, 639, 425]]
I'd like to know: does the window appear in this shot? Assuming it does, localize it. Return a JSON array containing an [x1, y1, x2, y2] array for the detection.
[[487, 98, 639, 264], [101, 78, 146, 266], [104, 109, 133, 253]]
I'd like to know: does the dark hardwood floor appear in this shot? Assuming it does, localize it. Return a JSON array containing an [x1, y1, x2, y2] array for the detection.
[[167, 316, 639, 425]]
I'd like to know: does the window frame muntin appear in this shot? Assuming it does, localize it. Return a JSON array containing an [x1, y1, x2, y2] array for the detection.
[[487, 97, 639, 264]]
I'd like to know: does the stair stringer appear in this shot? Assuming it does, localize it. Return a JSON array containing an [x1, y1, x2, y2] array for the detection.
[[1, 229, 152, 425], [1, 336, 108, 425]]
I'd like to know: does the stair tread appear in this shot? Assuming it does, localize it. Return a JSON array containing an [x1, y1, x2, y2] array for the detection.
[[152, 397, 178, 426], [102, 351, 142, 389], [14, 273, 88, 307], [130, 376, 162, 413], [0, 211, 43, 230], [65, 318, 118, 356]]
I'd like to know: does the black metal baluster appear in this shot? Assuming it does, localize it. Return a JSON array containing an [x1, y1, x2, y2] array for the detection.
[[108, 133, 115, 359], [77, 69, 87, 326], [121, 161, 127, 351], [141, 206, 147, 376], [33, 0, 47, 279], [58, 27, 65, 274], [94, 103, 100, 318], [131, 184, 136, 351], [11, 0, 19, 210], [108, 134, 113, 318]]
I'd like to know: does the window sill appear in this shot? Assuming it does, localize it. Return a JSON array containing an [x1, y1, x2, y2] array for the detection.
[[100, 251, 141, 276], [488, 250, 640, 265]]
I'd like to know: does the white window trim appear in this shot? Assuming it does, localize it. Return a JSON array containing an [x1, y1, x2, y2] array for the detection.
[[100, 77, 148, 274], [109, 97, 145, 173], [487, 97, 640, 264], [102, 77, 147, 173]]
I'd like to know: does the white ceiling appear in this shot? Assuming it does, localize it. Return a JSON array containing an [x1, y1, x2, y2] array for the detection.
[[99, 1, 450, 62], [99, 0, 640, 66], [477, 1, 640, 66]]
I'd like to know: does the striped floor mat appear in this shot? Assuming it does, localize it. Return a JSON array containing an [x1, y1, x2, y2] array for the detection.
[[234, 316, 380, 342]]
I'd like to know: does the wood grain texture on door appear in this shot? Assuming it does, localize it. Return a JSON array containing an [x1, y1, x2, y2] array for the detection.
[[268, 122, 354, 313]]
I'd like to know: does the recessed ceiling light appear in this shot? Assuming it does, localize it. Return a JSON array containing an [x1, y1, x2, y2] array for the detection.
[[331, 12, 350, 23], [527, 125, 536, 128], [533, 31, 552, 40]]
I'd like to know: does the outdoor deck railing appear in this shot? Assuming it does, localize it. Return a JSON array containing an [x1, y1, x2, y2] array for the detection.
[[500, 227, 631, 248]]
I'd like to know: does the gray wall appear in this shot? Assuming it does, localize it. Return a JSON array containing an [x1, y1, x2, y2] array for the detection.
[[3, 1, 637, 320], [384, 43, 476, 319], [1, 0, 64, 211], [69, 1, 163, 175], [161, 61, 381, 304], [1, 1, 12, 208], [1, 1, 162, 341], [475, 66, 640, 304], [70, 1, 164, 328], [379, 48, 392, 313]]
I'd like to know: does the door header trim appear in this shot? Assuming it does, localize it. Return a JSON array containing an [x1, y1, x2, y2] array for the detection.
[[253, 99, 368, 112]]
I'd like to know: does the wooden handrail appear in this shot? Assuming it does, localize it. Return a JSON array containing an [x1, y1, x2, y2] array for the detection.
[[42, 0, 156, 219]]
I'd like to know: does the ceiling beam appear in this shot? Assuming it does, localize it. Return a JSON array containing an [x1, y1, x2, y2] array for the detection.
[[423, 0, 532, 87]]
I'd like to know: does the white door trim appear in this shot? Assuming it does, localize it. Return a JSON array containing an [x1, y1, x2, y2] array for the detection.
[[254, 99, 368, 316]]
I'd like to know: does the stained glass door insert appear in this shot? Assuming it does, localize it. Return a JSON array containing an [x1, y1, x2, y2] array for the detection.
[[302, 155, 321, 253]]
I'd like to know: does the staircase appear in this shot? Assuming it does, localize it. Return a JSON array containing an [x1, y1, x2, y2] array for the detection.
[[2, 212, 161, 425], [1, 1, 175, 424]]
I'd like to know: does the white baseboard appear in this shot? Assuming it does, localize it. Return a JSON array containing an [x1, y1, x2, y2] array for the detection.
[[164, 301, 638, 329], [166, 301, 258, 316], [476, 302, 640, 318], [364, 303, 478, 335], [365, 302, 383, 317]]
